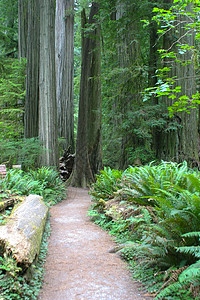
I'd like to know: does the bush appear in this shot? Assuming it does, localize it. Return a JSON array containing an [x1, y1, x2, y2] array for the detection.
[[89, 161, 200, 298], [0, 167, 66, 206]]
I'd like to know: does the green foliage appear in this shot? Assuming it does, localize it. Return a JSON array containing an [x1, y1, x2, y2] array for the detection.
[[90, 167, 123, 202], [89, 161, 200, 298], [99, 0, 153, 169], [143, 0, 200, 116], [0, 57, 29, 172], [0, 167, 66, 206], [0, 138, 43, 170], [0, 58, 26, 140], [0, 0, 18, 56]]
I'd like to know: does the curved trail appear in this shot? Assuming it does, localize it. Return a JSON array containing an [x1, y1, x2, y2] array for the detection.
[[38, 187, 152, 300]]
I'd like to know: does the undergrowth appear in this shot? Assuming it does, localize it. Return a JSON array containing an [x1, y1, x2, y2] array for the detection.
[[0, 167, 66, 299], [0, 166, 66, 206], [89, 161, 200, 299]]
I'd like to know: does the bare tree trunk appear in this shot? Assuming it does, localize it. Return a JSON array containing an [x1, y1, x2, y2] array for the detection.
[[87, 3, 102, 176], [18, 0, 28, 60], [72, 3, 102, 187], [55, 0, 74, 151], [39, 0, 58, 167], [148, 1, 160, 157], [24, 0, 40, 138], [116, 2, 144, 169], [175, 6, 198, 163]]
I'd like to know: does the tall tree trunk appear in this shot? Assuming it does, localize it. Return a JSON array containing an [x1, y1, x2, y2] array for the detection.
[[39, 0, 58, 167], [72, 3, 102, 187], [116, 1, 144, 169], [87, 3, 102, 176], [24, 0, 40, 138], [148, 1, 160, 157], [18, 0, 28, 60], [157, 1, 199, 164], [55, 0, 74, 151]]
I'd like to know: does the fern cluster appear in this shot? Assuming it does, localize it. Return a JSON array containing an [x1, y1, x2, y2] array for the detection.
[[90, 161, 200, 298], [0, 167, 66, 206]]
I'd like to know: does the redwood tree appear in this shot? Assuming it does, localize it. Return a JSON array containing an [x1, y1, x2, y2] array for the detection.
[[24, 0, 40, 138], [72, 2, 102, 187], [18, 0, 28, 60], [55, 0, 74, 151], [39, 0, 58, 167]]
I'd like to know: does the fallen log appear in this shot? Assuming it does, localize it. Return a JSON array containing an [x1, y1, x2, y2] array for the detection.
[[0, 194, 49, 267], [0, 198, 14, 212]]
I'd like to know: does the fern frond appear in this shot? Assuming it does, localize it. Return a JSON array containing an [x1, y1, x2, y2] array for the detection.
[[182, 231, 200, 238], [176, 246, 200, 258], [179, 260, 200, 283]]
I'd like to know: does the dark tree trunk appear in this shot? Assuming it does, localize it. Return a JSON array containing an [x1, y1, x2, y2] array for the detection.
[[55, 0, 75, 151], [24, 0, 40, 138], [115, 2, 144, 169], [148, 5, 160, 157], [72, 3, 102, 187], [18, 0, 28, 60]]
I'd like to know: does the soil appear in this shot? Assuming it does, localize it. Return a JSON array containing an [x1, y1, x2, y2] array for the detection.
[[38, 187, 153, 300]]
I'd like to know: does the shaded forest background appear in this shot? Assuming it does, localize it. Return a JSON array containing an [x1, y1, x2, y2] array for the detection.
[[0, 0, 200, 185]]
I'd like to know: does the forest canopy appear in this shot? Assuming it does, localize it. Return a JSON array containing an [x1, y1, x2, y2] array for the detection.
[[0, 0, 199, 180]]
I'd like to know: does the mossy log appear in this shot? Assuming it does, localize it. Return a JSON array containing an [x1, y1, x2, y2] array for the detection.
[[0, 199, 14, 212], [0, 195, 49, 266]]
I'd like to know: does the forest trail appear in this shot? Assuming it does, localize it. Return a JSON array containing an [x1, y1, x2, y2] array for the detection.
[[38, 187, 153, 300]]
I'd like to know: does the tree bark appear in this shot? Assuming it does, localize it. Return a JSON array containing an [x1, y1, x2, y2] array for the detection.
[[87, 3, 102, 176], [72, 3, 102, 187], [116, 2, 144, 169], [39, 0, 58, 167], [24, 0, 40, 138], [55, 0, 75, 151], [18, 0, 28, 60]]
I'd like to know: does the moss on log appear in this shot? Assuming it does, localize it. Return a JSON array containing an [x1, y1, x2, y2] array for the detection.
[[0, 195, 49, 266], [0, 198, 14, 212]]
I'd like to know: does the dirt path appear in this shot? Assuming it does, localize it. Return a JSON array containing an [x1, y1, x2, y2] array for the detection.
[[38, 187, 152, 300]]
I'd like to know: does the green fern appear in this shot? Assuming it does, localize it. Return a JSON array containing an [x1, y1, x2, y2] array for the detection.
[[89, 161, 200, 297], [90, 167, 123, 202], [0, 168, 66, 205], [155, 281, 193, 300], [179, 260, 200, 283]]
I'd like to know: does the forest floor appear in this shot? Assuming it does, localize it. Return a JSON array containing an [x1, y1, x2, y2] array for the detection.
[[38, 187, 153, 300]]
